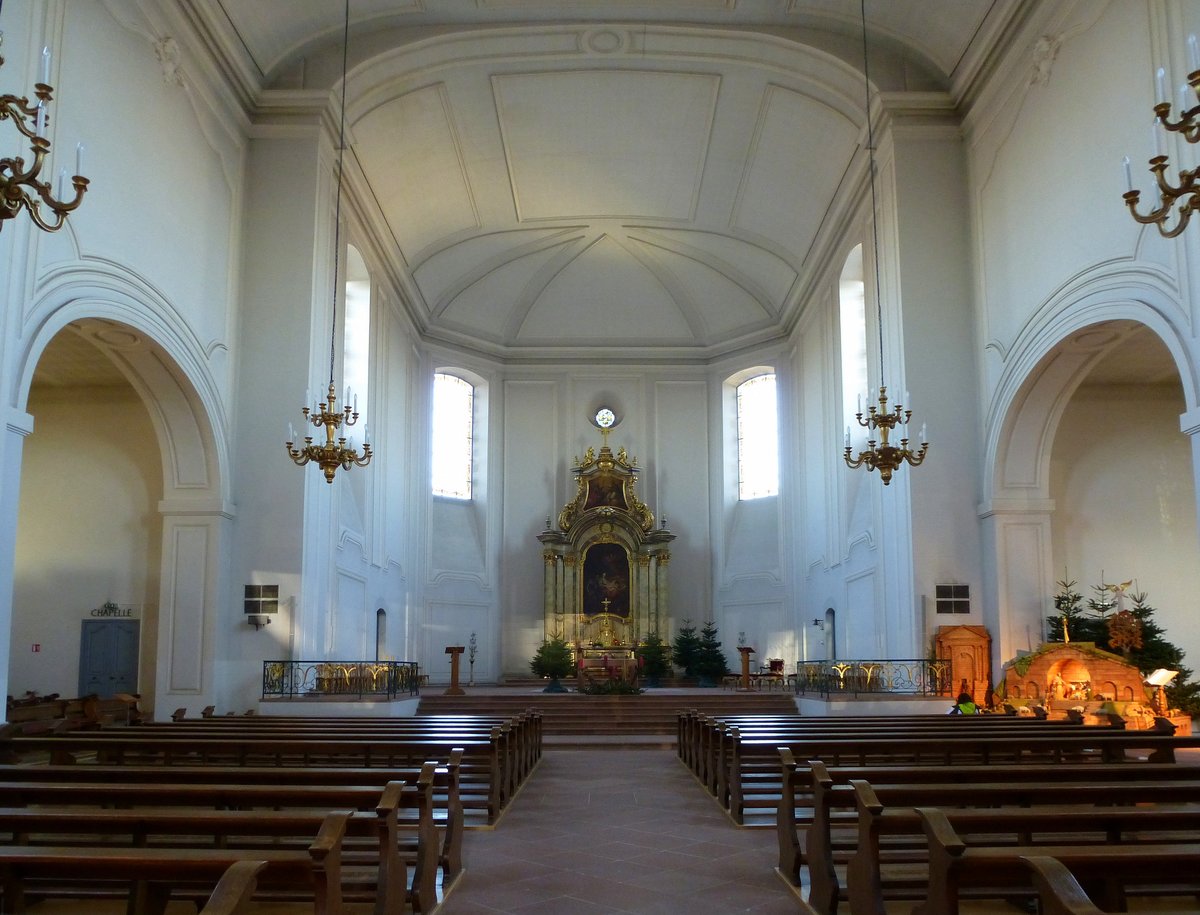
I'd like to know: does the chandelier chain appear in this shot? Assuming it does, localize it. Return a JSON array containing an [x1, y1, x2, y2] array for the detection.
[[328, 0, 349, 389], [285, 0, 373, 482], [860, 0, 886, 392], [841, 0, 928, 485]]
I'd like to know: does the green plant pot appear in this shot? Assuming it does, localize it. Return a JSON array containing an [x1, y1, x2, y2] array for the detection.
[[542, 678, 568, 693], [697, 676, 718, 688]]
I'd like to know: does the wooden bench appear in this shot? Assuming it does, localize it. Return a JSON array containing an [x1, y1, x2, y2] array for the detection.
[[135, 710, 541, 806], [1023, 854, 1199, 915], [917, 807, 1200, 915], [4, 693, 142, 733], [0, 809, 350, 915], [725, 725, 1196, 824], [775, 751, 1200, 887], [197, 860, 267, 915], [675, 710, 1082, 776], [0, 769, 440, 913], [678, 712, 1098, 809], [0, 750, 465, 892], [803, 769, 1200, 915], [160, 709, 543, 777], [3, 729, 509, 823]]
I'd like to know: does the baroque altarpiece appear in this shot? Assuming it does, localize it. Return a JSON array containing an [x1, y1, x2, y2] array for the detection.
[[537, 439, 674, 656]]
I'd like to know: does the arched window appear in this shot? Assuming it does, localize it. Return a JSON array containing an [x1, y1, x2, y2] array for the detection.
[[736, 372, 778, 499], [432, 372, 474, 499]]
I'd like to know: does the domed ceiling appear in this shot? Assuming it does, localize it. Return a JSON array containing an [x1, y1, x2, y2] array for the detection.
[[194, 0, 1020, 361]]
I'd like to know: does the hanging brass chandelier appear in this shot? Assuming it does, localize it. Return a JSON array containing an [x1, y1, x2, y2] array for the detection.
[[1122, 38, 1200, 237], [0, 12, 89, 233], [285, 0, 373, 483], [842, 0, 928, 486]]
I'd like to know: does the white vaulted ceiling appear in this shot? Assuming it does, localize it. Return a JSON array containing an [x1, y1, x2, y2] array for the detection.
[[187, 0, 1019, 360]]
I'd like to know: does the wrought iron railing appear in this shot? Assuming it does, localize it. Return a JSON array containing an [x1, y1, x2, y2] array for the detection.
[[794, 659, 952, 697], [262, 660, 421, 700]]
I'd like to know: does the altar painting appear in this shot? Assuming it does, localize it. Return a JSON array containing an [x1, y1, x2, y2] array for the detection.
[[582, 543, 630, 617]]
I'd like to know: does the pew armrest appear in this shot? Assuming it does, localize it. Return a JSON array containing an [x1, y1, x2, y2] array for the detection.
[[916, 806, 966, 856], [1022, 856, 1106, 915], [199, 860, 267, 915]]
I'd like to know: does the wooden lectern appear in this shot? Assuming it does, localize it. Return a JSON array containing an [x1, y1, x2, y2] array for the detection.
[[737, 645, 756, 691], [444, 646, 466, 696]]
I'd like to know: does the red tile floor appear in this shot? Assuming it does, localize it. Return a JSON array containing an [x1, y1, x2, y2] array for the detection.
[[437, 747, 799, 914]]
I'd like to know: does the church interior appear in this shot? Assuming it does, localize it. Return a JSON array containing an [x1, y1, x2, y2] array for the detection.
[[3, 0, 1200, 723]]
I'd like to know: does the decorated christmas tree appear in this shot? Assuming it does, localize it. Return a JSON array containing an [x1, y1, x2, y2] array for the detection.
[[1046, 579, 1200, 714]]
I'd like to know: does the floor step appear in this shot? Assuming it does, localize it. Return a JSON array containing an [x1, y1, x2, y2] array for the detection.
[[416, 687, 797, 737]]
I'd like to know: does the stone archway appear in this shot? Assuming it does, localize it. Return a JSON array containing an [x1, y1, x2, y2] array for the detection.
[[7, 281, 228, 719], [982, 292, 1197, 675]]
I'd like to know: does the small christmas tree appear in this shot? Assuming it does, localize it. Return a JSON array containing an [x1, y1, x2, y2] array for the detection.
[[529, 637, 575, 693], [693, 620, 729, 686], [672, 619, 700, 677], [1045, 580, 1200, 714], [636, 632, 671, 686]]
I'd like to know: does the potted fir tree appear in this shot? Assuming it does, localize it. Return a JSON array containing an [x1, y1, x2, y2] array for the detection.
[[529, 637, 575, 693], [693, 620, 730, 687], [672, 619, 701, 680], [636, 632, 672, 688]]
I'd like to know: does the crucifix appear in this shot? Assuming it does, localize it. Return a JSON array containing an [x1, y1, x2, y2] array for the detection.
[[601, 598, 611, 613]]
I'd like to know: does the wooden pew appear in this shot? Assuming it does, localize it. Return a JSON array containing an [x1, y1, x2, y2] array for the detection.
[[718, 720, 1119, 818], [0, 750, 465, 891], [676, 710, 1086, 782], [724, 725, 1199, 824], [774, 751, 1200, 887], [3, 729, 508, 823], [108, 711, 539, 813], [803, 770, 1200, 915], [0, 810, 350, 915], [0, 770, 439, 913], [1023, 855, 1198, 915], [156, 709, 543, 780], [681, 713, 1095, 804], [916, 807, 1200, 915], [849, 784, 1200, 915], [199, 860, 267, 915]]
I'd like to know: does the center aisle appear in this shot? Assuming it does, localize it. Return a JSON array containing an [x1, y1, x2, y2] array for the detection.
[[438, 748, 798, 914]]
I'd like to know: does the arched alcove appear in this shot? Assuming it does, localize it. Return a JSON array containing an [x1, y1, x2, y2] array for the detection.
[[10, 280, 228, 718], [985, 298, 1199, 673]]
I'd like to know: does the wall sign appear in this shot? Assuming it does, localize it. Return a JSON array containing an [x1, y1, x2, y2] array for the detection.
[[90, 601, 135, 618]]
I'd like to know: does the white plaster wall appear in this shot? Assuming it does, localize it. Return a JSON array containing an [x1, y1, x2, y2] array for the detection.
[[495, 368, 714, 678], [893, 128, 984, 655], [971, 2, 1159, 370], [969, 1, 1200, 676], [1050, 384, 1200, 669], [652, 379, 711, 645], [222, 134, 319, 704], [11, 385, 161, 702], [48, 2, 238, 361]]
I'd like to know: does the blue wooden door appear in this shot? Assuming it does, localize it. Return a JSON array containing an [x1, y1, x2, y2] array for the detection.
[[78, 620, 139, 697]]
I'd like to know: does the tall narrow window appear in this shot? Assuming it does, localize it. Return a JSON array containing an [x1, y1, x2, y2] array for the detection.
[[737, 372, 778, 499], [840, 244, 867, 434], [343, 246, 371, 425], [432, 372, 473, 499]]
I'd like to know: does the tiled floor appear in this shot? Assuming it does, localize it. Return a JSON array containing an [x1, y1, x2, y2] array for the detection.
[[438, 748, 800, 914]]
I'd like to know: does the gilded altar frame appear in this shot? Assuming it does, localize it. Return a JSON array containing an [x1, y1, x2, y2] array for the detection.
[[537, 441, 674, 649]]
